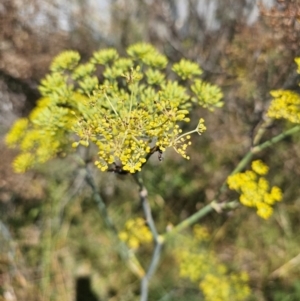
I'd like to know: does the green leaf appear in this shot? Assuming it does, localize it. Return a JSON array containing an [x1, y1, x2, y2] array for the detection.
[[172, 59, 202, 80], [50, 51, 80, 72], [191, 79, 223, 111]]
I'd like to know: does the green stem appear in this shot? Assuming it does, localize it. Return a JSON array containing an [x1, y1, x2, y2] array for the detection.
[[128, 83, 137, 124], [175, 127, 197, 142], [165, 203, 214, 237], [230, 151, 253, 176], [164, 125, 300, 238], [253, 117, 273, 146], [132, 173, 163, 301], [133, 173, 159, 240], [85, 166, 116, 231], [251, 125, 300, 153], [163, 201, 238, 240], [219, 124, 300, 195], [104, 92, 121, 120], [85, 165, 145, 278]]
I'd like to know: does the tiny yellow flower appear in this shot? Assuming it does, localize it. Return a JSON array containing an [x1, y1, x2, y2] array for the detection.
[[252, 160, 269, 175], [256, 202, 273, 219], [270, 186, 283, 202], [193, 225, 210, 241], [118, 218, 152, 250]]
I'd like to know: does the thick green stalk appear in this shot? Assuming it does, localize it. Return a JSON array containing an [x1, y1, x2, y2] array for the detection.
[[163, 201, 238, 240]]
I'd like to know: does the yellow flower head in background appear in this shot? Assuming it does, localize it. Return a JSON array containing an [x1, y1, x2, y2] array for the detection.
[[267, 57, 300, 124], [118, 218, 152, 250], [227, 160, 282, 219], [176, 225, 251, 301]]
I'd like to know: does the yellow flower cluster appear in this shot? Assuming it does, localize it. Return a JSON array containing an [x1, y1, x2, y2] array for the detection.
[[267, 90, 300, 123], [5, 99, 74, 172], [5, 118, 28, 146], [118, 218, 152, 249], [172, 59, 202, 80], [267, 58, 300, 123], [176, 226, 251, 301], [227, 160, 283, 219], [192, 224, 210, 241], [200, 272, 250, 301], [5, 43, 223, 173]]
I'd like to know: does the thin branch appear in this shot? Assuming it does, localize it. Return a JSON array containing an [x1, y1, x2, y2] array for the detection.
[[163, 201, 238, 240], [140, 242, 163, 301], [85, 164, 145, 278], [133, 173, 163, 301], [85, 165, 117, 231], [133, 173, 159, 240], [252, 117, 273, 146]]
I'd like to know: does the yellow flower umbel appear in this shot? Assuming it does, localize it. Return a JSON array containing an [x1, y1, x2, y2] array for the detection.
[[176, 226, 251, 301], [227, 160, 283, 219], [118, 218, 152, 250], [267, 57, 300, 124], [267, 90, 300, 123], [5, 43, 223, 173]]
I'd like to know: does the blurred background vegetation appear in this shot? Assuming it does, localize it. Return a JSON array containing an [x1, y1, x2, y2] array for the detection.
[[1, 0, 300, 300]]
